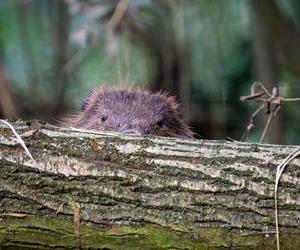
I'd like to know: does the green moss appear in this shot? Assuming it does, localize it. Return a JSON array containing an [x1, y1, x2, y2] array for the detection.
[[0, 216, 203, 249], [1, 216, 300, 249]]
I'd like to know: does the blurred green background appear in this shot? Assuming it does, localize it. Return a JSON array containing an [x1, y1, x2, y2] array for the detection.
[[0, 0, 300, 144]]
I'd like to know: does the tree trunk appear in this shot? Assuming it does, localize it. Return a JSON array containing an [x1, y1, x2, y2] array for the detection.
[[0, 120, 299, 249], [0, 47, 19, 118], [250, 1, 282, 144], [251, 0, 300, 79]]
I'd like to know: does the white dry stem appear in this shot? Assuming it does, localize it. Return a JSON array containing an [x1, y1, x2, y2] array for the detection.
[[0, 119, 38, 166], [274, 146, 300, 250]]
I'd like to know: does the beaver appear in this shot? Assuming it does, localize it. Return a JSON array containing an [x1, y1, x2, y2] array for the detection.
[[63, 86, 193, 138]]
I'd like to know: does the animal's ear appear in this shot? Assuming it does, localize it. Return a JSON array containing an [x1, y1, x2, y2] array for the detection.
[[168, 95, 184, 119], [80, 94, 91, 111], [175, 104, 184, 119]]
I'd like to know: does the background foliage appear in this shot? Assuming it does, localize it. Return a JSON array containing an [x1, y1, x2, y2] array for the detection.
[[0, 0, 300, 144]]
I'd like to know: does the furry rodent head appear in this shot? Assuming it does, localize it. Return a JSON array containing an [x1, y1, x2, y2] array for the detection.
[[64, 87, 193, 138]]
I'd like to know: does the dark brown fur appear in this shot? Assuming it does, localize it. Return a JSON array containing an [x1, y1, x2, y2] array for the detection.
[[63, 87, 193, 138]]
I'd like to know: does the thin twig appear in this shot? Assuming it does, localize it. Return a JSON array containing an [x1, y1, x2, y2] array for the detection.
[[73, 207, 81, 250], [283, 97, 300, 102], [59, 0, 129, 81], [251, 82, 272, 96], [241, 104, 264, 141], [274, 146, 300, 250], [259, 113, 273, 143], [106, 0, 129, 32], [0, 119, 38, 166], [240, 82, 300, 143]]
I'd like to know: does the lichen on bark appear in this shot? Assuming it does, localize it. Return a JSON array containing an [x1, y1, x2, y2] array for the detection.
[[0, 120, 300, 249]]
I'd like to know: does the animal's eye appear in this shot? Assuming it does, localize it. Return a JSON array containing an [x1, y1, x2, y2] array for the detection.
[[99, 114, 108, 123], [156, 119, 164, 128]]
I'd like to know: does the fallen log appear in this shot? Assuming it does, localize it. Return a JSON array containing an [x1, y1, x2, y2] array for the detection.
[[0, 119, 299, 249]]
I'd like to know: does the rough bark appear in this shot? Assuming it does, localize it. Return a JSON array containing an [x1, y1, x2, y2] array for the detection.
[[0, 120, 299, 249]]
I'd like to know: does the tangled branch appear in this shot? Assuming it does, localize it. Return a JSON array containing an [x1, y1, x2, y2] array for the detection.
[[240, 82, 300, 143]]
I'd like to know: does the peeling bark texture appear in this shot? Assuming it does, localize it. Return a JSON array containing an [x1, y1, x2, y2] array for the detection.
[[0, 119, 300, 249]]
